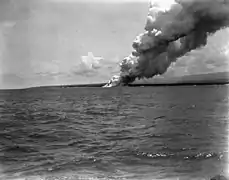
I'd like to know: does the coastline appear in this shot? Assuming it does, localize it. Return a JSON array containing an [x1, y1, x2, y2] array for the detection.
[[0, 71, 228, 90], [1, 81, 228, 91]]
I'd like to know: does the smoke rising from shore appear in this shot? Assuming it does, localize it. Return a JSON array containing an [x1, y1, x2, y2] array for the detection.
[[103, 0, 229, 87]]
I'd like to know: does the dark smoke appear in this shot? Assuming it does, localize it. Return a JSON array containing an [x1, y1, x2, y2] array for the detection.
[[103, 0, 229, 87]]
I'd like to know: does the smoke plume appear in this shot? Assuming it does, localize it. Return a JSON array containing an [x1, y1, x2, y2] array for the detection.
[[103, 0, 229, 87]]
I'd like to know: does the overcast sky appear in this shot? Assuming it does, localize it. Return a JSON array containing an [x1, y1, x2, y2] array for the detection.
[[0, 0, 229, 89]]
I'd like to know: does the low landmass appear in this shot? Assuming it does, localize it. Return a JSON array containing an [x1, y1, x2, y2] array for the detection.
[[2, 71, 229, 90], [130, 71, 229, 86], [57, 71, 229, 88], [43, 71, 229, 89]]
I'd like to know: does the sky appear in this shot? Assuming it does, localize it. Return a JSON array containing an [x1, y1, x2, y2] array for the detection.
[[0, 0, 229, 89]]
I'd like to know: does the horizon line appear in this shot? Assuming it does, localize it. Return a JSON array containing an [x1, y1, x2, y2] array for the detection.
[[1, 82, 229, 91]]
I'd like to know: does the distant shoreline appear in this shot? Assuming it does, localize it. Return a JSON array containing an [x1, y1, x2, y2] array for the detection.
[[47, 81, 229, 88], [1, 81, 228, 91], [128, 82, 229, 87], [1, 71, 229, 90]]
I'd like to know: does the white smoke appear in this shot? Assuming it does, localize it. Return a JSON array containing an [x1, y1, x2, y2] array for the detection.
[[104, 0, 229, 87]]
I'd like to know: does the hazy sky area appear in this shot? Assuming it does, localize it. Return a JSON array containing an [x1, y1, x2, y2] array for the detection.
[[0, 0, 229, 89]]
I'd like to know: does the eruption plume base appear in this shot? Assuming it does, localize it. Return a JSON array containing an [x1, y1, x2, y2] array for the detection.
[[103, 75, 122, 87]]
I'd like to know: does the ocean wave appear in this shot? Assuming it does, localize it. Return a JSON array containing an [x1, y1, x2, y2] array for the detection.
[[0, 86, 228, 180], [0, 171, 228, 180], [135, 150, 226, 161]]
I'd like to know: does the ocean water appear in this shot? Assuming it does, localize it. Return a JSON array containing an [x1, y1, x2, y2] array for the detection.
[[0, 85, 228, 180]]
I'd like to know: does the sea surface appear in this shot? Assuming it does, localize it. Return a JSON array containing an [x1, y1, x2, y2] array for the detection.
[[0, 85, 228, 180]]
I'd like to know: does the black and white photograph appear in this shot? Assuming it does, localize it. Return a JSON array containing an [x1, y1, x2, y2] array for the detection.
[[0, 0, 228, 179]]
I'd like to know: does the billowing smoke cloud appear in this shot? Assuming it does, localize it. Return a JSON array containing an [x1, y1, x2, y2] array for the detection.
[[103, 0, 229, 87]]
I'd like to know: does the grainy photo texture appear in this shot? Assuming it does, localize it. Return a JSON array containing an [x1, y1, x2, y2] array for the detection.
[[0, 0, 228, 180]]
